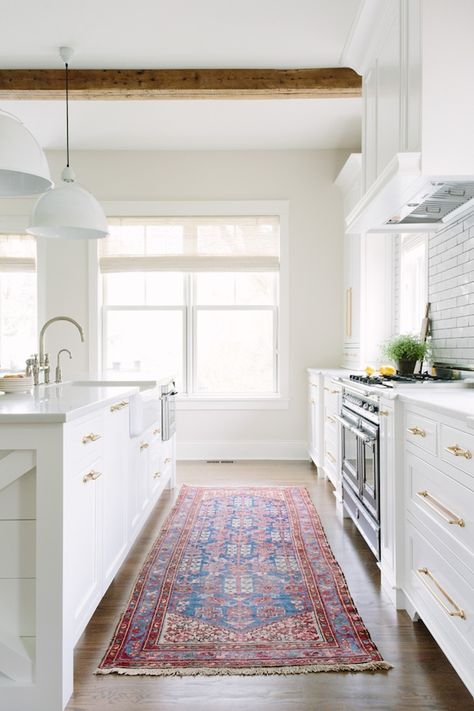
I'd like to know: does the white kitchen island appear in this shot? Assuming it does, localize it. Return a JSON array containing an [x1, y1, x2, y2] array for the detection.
[[0, 379, 176, 711]]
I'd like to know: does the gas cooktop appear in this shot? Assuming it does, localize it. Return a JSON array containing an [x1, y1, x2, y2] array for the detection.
[[345, 372, 467, 390]]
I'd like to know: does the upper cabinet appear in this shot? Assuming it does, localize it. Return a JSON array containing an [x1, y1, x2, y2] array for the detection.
[[343, 0, 474, 234]]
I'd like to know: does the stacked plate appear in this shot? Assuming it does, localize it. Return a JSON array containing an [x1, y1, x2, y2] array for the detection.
[[0, 374, 34, 393]]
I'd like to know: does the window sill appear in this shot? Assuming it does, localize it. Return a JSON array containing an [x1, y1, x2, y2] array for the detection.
[[176, 395, 289, 410]]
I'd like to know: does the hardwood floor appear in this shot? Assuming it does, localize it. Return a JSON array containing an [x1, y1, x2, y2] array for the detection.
[[67, 461, 474, 711]]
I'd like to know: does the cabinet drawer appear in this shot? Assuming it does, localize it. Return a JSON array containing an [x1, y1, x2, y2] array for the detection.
[[324, 443, 339, 471], [406, 452, 474, 558], [405, 410, 437, 455], [406, 519, 473, 655], [161, 439, 174, 475], [66, 411, 104, 468], [324, 387, 341, 415], [440, 424, 474, 480], [324, 412, 338, 440]]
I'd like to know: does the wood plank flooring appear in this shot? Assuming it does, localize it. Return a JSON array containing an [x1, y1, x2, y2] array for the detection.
[[66, 461, 474, 711]]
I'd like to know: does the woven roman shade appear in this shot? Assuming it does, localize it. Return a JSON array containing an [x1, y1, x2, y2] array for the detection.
[[99, 216, 280, 273], [0, 234, 36, 272]]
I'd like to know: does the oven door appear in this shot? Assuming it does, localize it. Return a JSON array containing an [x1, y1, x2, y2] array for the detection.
[[339, 407, 359, 494], [359, 420, 379, 520]]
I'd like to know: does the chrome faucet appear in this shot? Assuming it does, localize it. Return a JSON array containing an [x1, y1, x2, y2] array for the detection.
[[30, 316, 85, 385]]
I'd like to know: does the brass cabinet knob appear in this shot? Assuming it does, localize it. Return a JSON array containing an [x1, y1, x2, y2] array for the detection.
[[407, 426, 426, 438], [82, 432, 102, 444], [445, 444, 472, 460], [83, 470, 102, 483]]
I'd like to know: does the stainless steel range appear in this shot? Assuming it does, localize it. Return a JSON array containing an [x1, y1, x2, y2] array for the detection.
[[334, 368, 472, 560], [336, 383, 381, 559]]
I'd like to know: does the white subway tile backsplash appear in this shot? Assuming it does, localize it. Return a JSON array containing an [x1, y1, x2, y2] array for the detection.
[[428, 208, 474, 366]]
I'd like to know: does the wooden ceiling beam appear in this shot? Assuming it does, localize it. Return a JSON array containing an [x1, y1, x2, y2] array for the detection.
[[0, 67, 361, 100]]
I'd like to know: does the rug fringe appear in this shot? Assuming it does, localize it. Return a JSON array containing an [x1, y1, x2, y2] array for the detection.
[[95, 661, 393, 677]]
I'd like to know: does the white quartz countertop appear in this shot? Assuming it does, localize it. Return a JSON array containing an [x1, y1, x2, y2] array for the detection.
[[307, 367, 353, 376], [396, 387, 474, 424], [72, 371, 175, 391], [0, 383, 139, 423]]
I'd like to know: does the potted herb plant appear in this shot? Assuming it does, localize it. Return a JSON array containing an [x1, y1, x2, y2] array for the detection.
[[382, 334, 428, 376]]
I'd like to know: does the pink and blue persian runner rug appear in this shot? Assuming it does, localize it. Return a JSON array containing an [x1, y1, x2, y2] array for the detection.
[[97, 485, 391, 676]]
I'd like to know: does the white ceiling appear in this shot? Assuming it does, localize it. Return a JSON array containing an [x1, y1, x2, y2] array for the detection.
[[1, 0, 363, 150]]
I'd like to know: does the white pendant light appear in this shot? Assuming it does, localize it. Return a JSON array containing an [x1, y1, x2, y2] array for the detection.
[[28, 47, 108, 240], [0, 110, 52, 196]]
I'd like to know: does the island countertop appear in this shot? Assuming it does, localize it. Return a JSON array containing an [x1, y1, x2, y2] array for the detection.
[[72, 371, 175, 391], [0, 383, 139, 423]]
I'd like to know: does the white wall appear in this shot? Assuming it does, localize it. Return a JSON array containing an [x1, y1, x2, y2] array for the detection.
[[2, 149, 347, 458]]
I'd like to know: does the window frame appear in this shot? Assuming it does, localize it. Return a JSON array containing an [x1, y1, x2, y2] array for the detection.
[[398, 233, 429, 335], [90, 201, 289, 410]]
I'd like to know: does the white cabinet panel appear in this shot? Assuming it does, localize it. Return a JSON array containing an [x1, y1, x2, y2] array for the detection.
[[375, 13, 401, 177], [102, 405, 129, 590], [70, 458, 102, 642]]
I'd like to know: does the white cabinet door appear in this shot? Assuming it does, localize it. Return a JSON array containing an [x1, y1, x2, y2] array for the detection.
[[308, 377, 322, 467], [102, 402, 129, 590], [70, 458, 103, 643], [127, 434, 151, 542]]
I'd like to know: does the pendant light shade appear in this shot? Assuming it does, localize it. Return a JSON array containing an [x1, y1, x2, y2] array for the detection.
[[28, 167, 108, 240], [27, 47, 108, 240], [0, 111, 52, 197]]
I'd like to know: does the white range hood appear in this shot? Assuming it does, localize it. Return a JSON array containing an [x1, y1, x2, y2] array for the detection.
[[346, 153, 474, 234]]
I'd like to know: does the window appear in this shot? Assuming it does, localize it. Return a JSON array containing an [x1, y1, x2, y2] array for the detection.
[[0, 235, 37, 370], [399, 234, 428, 334], [99, 215, 281, 397]]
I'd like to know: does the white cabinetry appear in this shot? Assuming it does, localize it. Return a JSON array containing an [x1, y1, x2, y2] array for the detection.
[[307, 371, 323, 468], [103, 400, 129, 591], [322, 377, 342, 500], [69, 458, 103, 643], [335, 155, 362, 369], [401, 404, 474, 697], [344, 0, 474, 219]]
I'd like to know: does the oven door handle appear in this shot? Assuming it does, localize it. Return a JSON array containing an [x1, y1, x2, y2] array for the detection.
[[333, 415, 376, 444]]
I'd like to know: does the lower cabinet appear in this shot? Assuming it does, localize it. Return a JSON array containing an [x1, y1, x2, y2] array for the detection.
[[69, 457, 103, 643], [308, 374, 322, 467], [65, 404, 176, 645], [102, 403, 129, 590]]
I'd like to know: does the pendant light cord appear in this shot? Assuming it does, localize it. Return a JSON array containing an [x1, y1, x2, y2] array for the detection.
[[65, 61, 70, 167]]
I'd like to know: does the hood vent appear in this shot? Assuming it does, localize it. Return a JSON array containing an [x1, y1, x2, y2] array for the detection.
[[386, 181, 474, 226]]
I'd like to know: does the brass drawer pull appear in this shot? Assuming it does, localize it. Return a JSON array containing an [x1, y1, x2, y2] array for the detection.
[[417, 567, 466, 619], [326, 450, 336, 464], [407, 426, 426, 438], [82, 432, 102, 444], [140, 441, 149, 451], [417, 490, 465, 527], [445, 444, 472, 460], [379, 410, 389, 416], [83, 470, 102, 483], [110, 400, 128, 412], [153, 427, 161, 435], [164, 457, 172, 465], [326, 415, 336, 424], [324, 387, 339, 394], [153, 471, 161, 479]]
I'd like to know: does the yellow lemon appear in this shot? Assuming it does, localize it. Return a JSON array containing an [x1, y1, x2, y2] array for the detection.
[[364, 366, 375, 376]]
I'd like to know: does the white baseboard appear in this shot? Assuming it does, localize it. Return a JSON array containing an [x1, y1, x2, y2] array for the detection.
[[177, 439, 307, 461]]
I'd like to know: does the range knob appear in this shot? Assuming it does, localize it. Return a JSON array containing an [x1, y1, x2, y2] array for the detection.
[[368, 405, 375, 413], [363, 402, 369, 410]]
